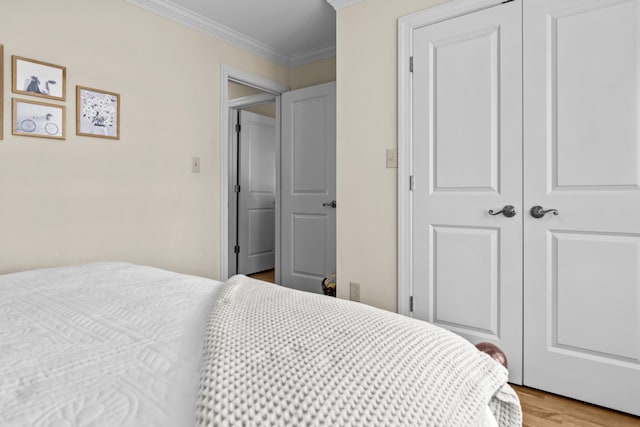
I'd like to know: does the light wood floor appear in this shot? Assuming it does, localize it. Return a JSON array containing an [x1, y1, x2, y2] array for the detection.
[[246, 270, 640, 425], [512, 385, 640, 426], [248, 269, 276, 283]]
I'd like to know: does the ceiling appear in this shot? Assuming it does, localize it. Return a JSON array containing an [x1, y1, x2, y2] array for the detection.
[[128, 0, 338, 67]]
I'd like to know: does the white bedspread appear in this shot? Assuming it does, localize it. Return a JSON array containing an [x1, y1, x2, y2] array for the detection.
[[196, 275, 521, 427], [0, 262, 222, 427]]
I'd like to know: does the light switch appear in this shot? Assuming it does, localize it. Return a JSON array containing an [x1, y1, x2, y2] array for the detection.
[[386, 148, 398, 168], [192, 157, 200, 173]]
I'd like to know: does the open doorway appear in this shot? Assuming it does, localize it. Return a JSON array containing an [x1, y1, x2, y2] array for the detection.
[[227, 82, 277, 282], [219, 65, 336, 294]]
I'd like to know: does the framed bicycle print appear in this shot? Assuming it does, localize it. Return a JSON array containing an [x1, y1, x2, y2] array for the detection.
[[12, 98, 66, 140], [76, 86, 120, 140], [12, 55, 66, 101]]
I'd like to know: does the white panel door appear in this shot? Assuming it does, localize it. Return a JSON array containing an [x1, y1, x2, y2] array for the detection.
[[281, 82, 336, 293], [523, 0, 640, 414], [412, 1, 524, 382], [237, 111, 276, 275]]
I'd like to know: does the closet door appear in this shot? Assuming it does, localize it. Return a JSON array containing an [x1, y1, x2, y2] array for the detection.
[[524, 0, 640, 415], [412, 0, 523, 382]]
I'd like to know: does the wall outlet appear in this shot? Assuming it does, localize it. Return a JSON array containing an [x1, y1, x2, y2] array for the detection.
[[386, 148, 398, 168], [192, 157, 200, 173], [349, 282, 360, 302]]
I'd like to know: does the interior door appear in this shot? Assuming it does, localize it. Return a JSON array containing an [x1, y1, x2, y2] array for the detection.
[[523, 0, 640, 414], [281, 82, 336, 293], [237, 110, 276, 275], [412, 1, 524, 382]]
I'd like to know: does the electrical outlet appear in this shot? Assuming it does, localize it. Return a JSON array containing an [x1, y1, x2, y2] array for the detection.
[[349, 282, 360, 302], [192, 157, 200, 173], [386, 148, 398, 168]]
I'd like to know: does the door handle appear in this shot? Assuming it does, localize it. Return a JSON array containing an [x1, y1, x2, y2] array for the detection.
[[530, 205, 559, 219], [322, 201, 337, 208], [488, 205, 516, 218]]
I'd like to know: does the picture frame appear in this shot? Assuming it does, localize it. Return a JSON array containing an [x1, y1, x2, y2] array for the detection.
[[12, 98, 66, 140], [12, 55, 66, 101], [0, 44, 4, 140], [76, 86, 120, 140]]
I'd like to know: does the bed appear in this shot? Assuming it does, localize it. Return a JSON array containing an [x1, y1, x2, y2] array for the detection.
[[0, 262, 521, 426]]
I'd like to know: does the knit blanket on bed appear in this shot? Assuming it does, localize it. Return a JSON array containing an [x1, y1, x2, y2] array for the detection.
[[196, 276, 522, 427]]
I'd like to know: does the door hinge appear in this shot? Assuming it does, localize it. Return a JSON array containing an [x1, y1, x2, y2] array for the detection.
[[234, 245, 240, 254], [235, 123, 241, 133], [409, 175, 415, 191], [409, 56, 414, 73], [409, 296, 414, 312], [234, 184, 241, 193]]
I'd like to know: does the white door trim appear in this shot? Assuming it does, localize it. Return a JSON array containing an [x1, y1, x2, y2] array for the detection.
[[397, 0, 506, 316], [219, 64, 288, 281], [228, 93, 277, 109]]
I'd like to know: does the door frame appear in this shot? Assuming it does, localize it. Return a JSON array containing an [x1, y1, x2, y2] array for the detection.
[[397, 0, 509, 316], [228, 97, 276, 276], [219, 64, 288, 281]]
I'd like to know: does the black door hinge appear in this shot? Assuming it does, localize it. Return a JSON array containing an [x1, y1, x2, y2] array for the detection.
[[235, 124, 241, 133], [234, 245, 240, 254], [410, 296, 414, 312], [410, 56, 414, 73]]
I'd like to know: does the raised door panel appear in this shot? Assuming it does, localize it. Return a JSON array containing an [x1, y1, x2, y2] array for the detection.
[[552, 232, 640, 362], [432, 226, 500, 338], [431, 27, 500, 192], [292, 97, 328, 194]]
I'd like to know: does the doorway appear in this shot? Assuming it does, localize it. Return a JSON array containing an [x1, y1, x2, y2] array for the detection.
[[219, 65, 337, 294], [227, 81, 277, 278], [219, 65, 287, 283]]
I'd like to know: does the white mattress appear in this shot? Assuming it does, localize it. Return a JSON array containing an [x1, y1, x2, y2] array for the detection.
[[0, 262, 222, 427]]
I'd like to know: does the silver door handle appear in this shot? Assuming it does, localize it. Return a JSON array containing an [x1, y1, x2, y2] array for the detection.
[[530, 205, 558, 218], [488, 205, 516, 217], [322, 201, 337, 208]]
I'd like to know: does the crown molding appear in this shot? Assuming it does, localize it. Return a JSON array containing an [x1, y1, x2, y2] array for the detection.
[[127, 0, 289, 66], [288, 45, 336, 68], [325, 0, 365, 10]]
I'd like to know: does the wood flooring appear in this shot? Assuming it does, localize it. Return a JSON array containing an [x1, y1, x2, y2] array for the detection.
[[512, 385, 640, 426], [247, 269, 276, 283], [245, 270, 640, 425]]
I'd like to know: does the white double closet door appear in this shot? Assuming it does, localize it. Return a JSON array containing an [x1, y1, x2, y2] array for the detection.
[[411, 0, 640, 414]]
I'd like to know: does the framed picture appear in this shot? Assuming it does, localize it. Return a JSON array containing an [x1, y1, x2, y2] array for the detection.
[[0, 44, 4, 140], [76, 86, 120, 139], [13, 98, 66, 140], [12, 55, 66, 101]]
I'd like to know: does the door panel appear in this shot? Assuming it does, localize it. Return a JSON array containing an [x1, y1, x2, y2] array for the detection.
[[431, 26, 500, 192], [292, 214, 328, 277], [237, 111, 276, 275], [281, 82, 336, 293], [432, 226, 500, 338], [524, 0, 640, 414], [412, 0, 523, 382]]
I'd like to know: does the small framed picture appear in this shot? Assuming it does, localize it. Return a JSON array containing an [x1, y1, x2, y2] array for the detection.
[[13, 98, 66, 140], [76, 86, 120, 140], [12, 55, 66, 101]]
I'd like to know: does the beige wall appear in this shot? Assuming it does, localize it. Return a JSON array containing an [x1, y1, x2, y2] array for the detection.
[[0, 0, 289, 277], [289, 57, 336, 90], [228, 82, 276, 118], [335, 0, 450, 311]]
